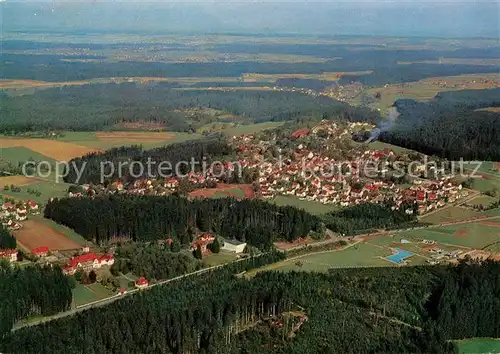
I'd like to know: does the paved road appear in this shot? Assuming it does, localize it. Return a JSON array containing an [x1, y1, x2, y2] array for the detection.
[[12, 255, 259, 331]]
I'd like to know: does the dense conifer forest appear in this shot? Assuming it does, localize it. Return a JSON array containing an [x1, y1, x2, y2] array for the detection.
[[64, 137, 232, 184], [0, 83, 379, 133], [2, 261, 499, 353], [380, 89, 500, 161], [44, 195, 323, 249], [0, 262, 73, 336], [0, 225, 17, 249]]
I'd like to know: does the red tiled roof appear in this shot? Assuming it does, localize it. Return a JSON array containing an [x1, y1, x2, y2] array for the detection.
[[68, 253, 97, 267], [291, 128, 310, 139], [136, 277, 148, 286], [32, 246, 49, 255], [0, 249, 17, 256]]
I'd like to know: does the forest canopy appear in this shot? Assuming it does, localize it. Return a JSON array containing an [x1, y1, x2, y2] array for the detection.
[[2, 261, 499, 354], [380, 88, 500, 161], [44, 195, 323, 249]]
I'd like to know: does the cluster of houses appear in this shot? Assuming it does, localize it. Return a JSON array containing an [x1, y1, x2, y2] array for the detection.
[[68, 171, 224, 199], [1, 199, 39, 231], [229, 122, 467, 214], [0, 249, 18, 263]]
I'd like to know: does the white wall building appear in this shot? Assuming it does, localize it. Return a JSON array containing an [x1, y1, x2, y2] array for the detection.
[[222, 239, 247, 254]]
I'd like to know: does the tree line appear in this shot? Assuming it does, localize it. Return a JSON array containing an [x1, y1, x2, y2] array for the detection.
[[3, 260, 498, 353], [0, 262, 73, 336], [322, 202, 419, 235], [380, 89, 500, 161], [44, 195, 323, 249], [0, 225, 17, 249]]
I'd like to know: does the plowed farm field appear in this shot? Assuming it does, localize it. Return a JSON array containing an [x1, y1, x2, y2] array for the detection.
[[0, 138, 99, 161], [14, 220, 82, 252], [95, 132, 176, 143]]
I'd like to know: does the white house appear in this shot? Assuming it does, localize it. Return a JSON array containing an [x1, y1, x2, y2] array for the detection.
[[222, 239, 247, 254]]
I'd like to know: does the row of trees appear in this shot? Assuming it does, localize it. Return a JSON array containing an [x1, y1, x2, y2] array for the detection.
[[322, 202, 419, 235], [4, 260, 498, 353], [380, 89, 500, 161], [0, 262, 73, 336], [0, 225, 17, 249], [44, 195, 323, 249]]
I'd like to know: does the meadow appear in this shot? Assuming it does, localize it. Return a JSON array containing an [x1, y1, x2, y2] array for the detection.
[[420, 206, 485, 224], [455, 338, 500, 354], [72, 283, 115, 307], [397, 222, 500, 250]]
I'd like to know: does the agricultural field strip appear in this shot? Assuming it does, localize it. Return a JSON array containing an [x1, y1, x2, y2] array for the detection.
[[0, 71, 368, 90]]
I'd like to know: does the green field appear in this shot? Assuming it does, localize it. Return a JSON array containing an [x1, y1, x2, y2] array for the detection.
[[213, 188, 246, 199], [2, 180, 72, 204], [271, 195, 338, 215], [56, 131, 201, 150], [397, 222, 500, 249], [0, 146, 56, 166], [73, 283, 115, 307], [72, 283, 99, 306], [466, 195, 499, 207], [420, 206, 485, 224], [456, 338, 500, 354], [253, 243, 395, 275], [221, 122, 284, 136], [202, 251, 239, 267]]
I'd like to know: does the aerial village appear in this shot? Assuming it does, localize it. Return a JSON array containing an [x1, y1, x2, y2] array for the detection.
[[66, 120, 469, 217]]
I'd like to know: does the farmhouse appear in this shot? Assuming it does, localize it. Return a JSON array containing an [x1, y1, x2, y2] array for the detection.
[[191, 233, 215, 252], [32, 246, 49, 257], [0, 249, 18, 263], [135, 277, 149, 289], [62, 253, 115, 275], [222, 239, 247, 254]]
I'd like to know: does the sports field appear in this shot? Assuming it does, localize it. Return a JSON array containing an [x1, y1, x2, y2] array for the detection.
[[455, 338, 500, 354], [189, 184, 254, 199]]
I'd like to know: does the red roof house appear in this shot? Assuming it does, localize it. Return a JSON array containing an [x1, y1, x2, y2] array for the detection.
[[135, 277, 149, 289], [0, 249, 18, 262], [291, 128, 310, 139], [32, 246, 49, 257]]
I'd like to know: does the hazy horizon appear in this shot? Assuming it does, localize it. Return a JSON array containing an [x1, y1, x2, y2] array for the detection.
[[1, 1, 499, 39]]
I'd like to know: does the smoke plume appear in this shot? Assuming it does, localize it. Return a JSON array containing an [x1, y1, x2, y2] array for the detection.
[[365, 106, 400, 143]]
